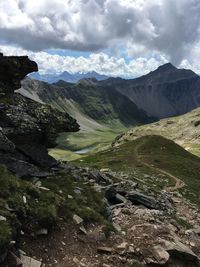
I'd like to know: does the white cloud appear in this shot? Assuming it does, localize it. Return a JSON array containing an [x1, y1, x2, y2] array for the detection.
[[0, 0, 200, 65], [0, 44, 168, 78]]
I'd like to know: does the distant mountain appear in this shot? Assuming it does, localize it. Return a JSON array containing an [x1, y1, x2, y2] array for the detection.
[[100, 63, 200, 118], [20, 77, 153, 130], [21, 63, 200, 130], [29, 71, 108, 84]]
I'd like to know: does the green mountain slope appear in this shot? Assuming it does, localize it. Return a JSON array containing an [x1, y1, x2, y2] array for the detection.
[[54, 79, 153, 126], [113, 107, 200, 157], [21, 78, 153, 128], [74, 135, 200, 206]]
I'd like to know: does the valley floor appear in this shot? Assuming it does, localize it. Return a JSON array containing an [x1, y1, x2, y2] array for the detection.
[[49, 125, 126, 161]]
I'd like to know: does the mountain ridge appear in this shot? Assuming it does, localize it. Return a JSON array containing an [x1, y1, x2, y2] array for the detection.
[[29, 70, 108, 84], [99, 63, 200, 118]]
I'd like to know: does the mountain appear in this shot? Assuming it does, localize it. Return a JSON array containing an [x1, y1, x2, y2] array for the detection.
[[112, 107, 200, 157], [1, 54, 200, 267], [100, 63, 200, 118], [23, 63, 200, 129], [29, 70, 108, 83], [20, 78, 153, 129]]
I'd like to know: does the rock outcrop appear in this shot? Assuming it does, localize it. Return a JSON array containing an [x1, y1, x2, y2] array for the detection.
[[0, 54, 38, 95], [0, 54, 79, 176]]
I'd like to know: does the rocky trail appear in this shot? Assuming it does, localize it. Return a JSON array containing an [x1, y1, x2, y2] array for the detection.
[[11, 165, 200, 267]]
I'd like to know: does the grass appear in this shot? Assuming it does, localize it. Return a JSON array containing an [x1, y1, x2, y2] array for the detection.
[[56, 81, 151, 126], [73, 136, 176, 192], [175, 217, 192, 229], [73, 135, 200, 206], [113, 107, 200, 158], [49, 125, 126, 161], [137, 136, 200, 206], [0, 165, 109, 255]]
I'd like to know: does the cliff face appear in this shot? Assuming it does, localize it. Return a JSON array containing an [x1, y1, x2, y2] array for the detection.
[[100, 63, 200, 119], [0, 54, 79, 177]]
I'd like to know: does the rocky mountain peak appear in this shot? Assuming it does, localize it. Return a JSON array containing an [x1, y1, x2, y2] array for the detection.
[[155, 62, 177, 72]]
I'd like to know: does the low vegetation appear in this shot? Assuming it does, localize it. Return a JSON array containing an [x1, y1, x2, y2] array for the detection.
[[49, 125, 126, 161], [113, 107, 200, 157], [0, 165, 108, 255], [73, 135, 200, 206]]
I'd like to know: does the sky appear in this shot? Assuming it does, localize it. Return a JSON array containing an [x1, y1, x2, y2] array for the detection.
[[0, 0, 200, 78]]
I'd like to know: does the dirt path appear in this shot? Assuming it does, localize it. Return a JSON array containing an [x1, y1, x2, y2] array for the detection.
[[134, 140, 185, 192]]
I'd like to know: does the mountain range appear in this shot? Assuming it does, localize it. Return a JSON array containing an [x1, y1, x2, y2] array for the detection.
[[29, 70, 108, 84], [21, 63, 200, 130]]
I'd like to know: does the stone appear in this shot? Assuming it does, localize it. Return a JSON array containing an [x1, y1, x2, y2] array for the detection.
[[39, 186, 50, 191], [116, 242, 128, 251], [186, 227, 200, 236], [0, 216, 7, 221], [23, 196, 27, 204], [0, 55, 38, 94], [73, 214, 83, 225], [152, 245, 170, 264], [32, 172, 52, 178], [89, 170, 112, 185], [20, 255, 42, 267], [127, 191, 157, 209], [113, 223, 122, 233], [159, 239, 199, 262], [79, 226, 87, 235], [115, 193, 127, 203], [100, 168, 110, 172], [97, 247, 113, 254]]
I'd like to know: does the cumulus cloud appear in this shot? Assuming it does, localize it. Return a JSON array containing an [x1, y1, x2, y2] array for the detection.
[[0, 0, 200, 64], [0, 44, 168, 78]]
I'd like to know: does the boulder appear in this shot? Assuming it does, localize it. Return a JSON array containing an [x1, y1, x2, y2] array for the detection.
[[159, 239, 199, 263], [152, 245, 170, 264], [73, 214, 83, 225], [97, 247, 113, 254], [127, 191, 157, 209], [20, 255, 42, 267], [0, 55, 38, 95]]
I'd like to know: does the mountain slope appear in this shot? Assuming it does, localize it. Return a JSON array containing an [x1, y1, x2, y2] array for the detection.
[[100, 63, 200, 118], [21, 78, 153, 128], [74, 135, 200, 206], [23, 63, 200, 128], [29, 70, 108, 84], [112, 107, 200, 157]]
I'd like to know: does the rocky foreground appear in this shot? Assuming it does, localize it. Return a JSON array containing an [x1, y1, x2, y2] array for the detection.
[[0, 54, 199, 267]]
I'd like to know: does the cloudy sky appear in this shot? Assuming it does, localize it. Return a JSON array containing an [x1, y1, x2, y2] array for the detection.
[[0, 0, 200, 78]]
